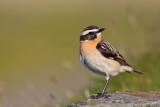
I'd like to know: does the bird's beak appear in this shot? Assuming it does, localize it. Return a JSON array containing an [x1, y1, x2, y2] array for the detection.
[[97, 28, 105, 33]]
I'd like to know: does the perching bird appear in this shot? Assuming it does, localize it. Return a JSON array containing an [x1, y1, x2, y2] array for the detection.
[[80, 25, 143, 97]]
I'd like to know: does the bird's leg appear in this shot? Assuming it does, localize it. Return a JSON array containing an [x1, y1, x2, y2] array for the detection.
[[101, 74, 110, 95], [93, 75, 110, 99]]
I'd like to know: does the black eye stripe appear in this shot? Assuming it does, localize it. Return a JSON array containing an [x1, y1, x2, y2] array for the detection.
[[89, 32, 94, 35], [90, 34, 97, 40], [80, 34, 97, 41]]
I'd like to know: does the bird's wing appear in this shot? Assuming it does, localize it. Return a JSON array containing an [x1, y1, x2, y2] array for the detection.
[[96, 39, 130, 66], [96, 39, 143, 74]]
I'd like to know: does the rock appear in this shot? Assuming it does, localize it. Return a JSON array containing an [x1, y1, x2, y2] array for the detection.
[[68, 91, 160, 107]]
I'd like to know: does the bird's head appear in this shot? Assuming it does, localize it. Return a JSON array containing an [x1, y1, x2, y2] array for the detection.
[[80, 25, 105, 42]]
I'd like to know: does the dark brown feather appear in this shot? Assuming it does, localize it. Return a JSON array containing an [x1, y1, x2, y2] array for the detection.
[[133, 69, 143, 74], [96, 39, 143, 74], [96, 39, 131, 66], [82, 25, 99, 32]]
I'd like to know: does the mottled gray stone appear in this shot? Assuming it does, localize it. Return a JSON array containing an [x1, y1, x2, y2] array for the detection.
[[68, 91, 160, 107]]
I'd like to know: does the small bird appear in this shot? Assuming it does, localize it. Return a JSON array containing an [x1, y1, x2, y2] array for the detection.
[[80, 25, 143, 97]]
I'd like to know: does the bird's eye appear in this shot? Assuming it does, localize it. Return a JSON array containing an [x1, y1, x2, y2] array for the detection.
[[89, 32, 93, 35]]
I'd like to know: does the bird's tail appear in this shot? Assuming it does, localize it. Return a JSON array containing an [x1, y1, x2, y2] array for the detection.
[[133, 69, 143, 74]]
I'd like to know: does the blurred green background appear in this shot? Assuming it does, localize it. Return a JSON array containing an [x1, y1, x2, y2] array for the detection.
[[0, 0, 160, 106]]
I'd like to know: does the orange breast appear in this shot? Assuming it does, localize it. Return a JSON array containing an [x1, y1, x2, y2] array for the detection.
[[80, 35, 101, 56]]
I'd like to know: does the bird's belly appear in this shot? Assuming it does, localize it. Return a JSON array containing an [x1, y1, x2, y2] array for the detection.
[[81, 52, 120, 76]]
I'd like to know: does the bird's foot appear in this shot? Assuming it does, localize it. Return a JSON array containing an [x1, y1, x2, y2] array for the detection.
[[90, 93, 111, 99]]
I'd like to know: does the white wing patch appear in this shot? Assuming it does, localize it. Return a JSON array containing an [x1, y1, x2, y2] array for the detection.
[[101, 45, 106, 49], [109, 57, 114, 60]]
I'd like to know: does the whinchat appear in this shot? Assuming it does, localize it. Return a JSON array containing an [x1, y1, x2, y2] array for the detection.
[[80, 25, 143, 97]]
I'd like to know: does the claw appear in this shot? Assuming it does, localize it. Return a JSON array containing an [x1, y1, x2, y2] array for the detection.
[[90, 93, 111, 99]]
